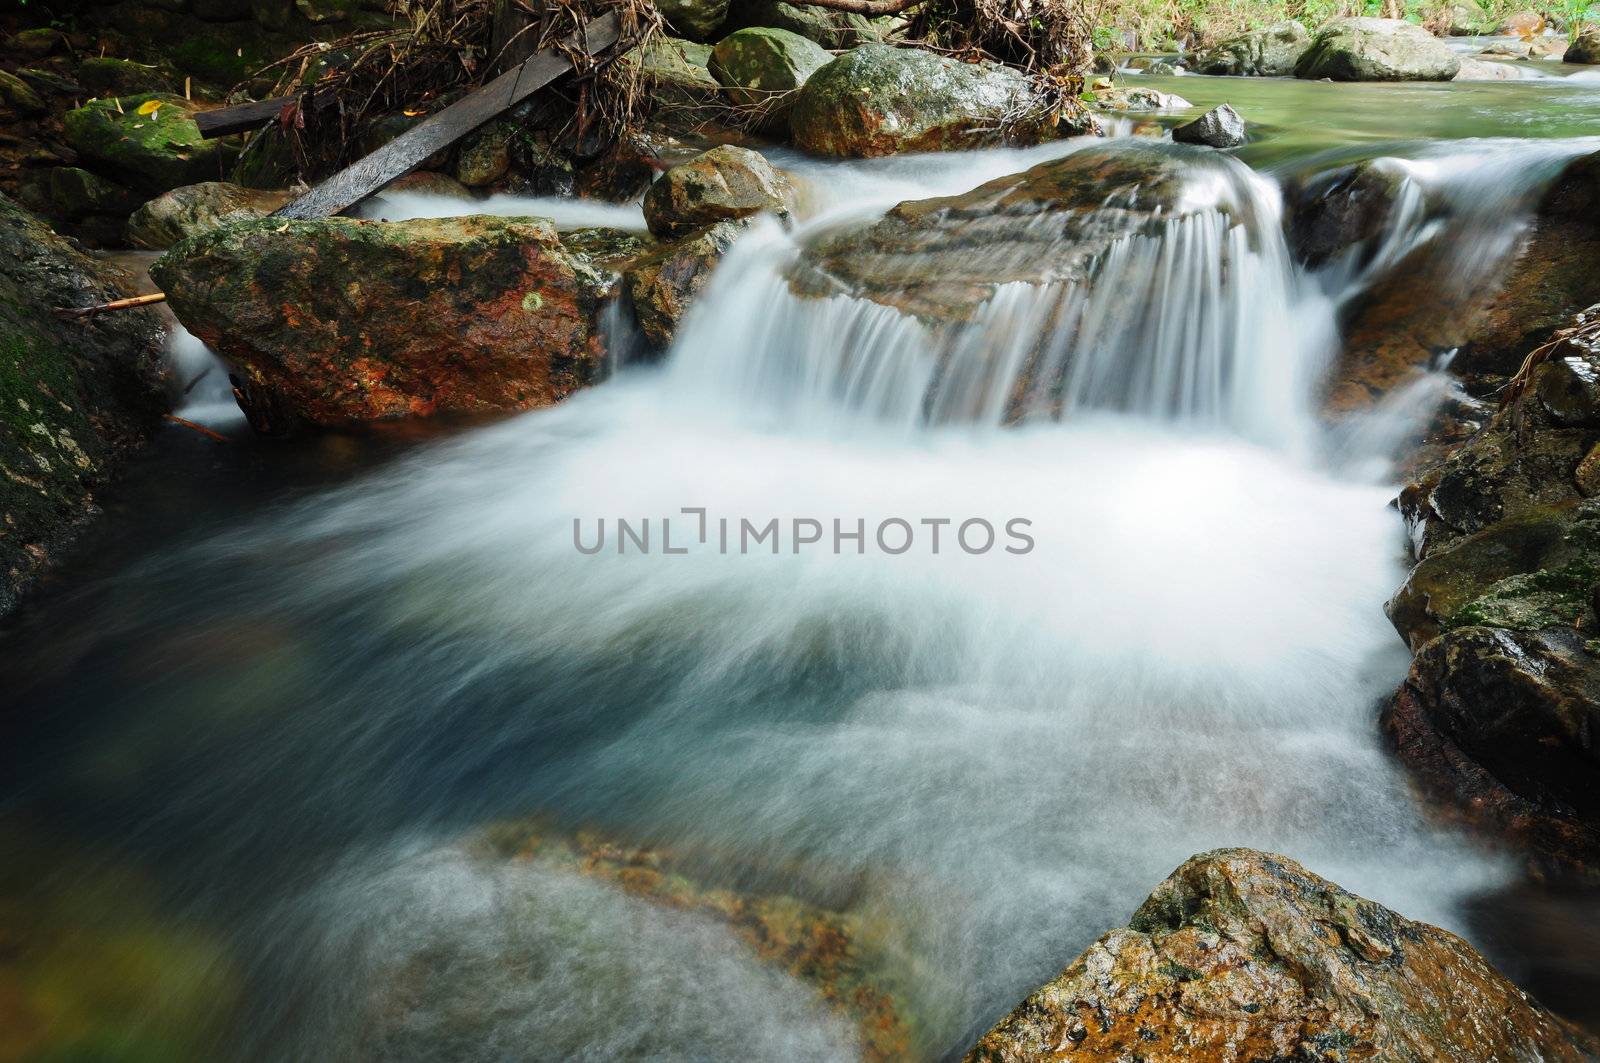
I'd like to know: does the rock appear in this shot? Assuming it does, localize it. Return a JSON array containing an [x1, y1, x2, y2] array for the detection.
[[625, 218, 751, 348], [1455, 56, 1522, 79], [454, 121, 513, 187], [1285, 157, 1408, 273], [0, 194, 166, 616], [1501, 9, 1547, 35], [577, 134, 668, 202], [295, 0, 357, 22], [191, 0, 253, 19], [723, 0, 880, 48], [619, 36, 725, 132], [1190, 20, 1310, 76], [1481, 39, 1535, 57], [1566, 23, 1600, 63], [1426, 0, 1487, 35], [505, 131, 575, 197], [794, 143, 1233, 322], [1170, 103, 1245, 148], [1145, 58, 1187, 75], [965, 848, 1599, 1062], [45, 167, 143, 219], [0, 68, 47, 115], [125, 182, 294, 250], [379, 172, 474, 199], [77, 57, 171, 96], [656, 0, 731, 42], [709, 27, 832, 126], [6, 28, 67, 58], [151, 215, 619, 427], [62, 93, 233, 195], [789, 44, 1098, 158], [1089, 86, 1190, 110], [1295, 17, 1462, 81], [643, 144, 792, 239]]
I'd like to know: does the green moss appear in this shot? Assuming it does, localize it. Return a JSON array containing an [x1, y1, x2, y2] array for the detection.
[[63, 94, 232, 194], [1446, 557, 1600, 632]]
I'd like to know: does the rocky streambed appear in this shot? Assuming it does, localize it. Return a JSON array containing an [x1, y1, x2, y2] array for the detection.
[[6, 9, 1600, 1062]]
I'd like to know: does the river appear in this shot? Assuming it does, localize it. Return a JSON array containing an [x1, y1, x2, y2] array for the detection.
[[2, 56, 1598, 1061]]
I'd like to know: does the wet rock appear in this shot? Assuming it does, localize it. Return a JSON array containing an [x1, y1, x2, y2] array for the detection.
[[1190, 20, 1309, 76], [0, 68, 47, 115], [379, 171, 474, 199], [793, 143, 1230, 322], [1285, 157, 1407, 273], [789, 44, 1099, 158], [62, 93, 233, 194], [151, 215, 618, 427], [723, 0, 881, 48], [577, 134, 668, 202], [453, 121, 513, 187], [125, 181, 294, 250], [1481, 39, 1535, 57], [657, 0, 731, 42], [77, 56, 171, 96], [964, 848, 1598, 1062], [1294, 17, 1462, 81], [1455, 56, 1522, 80], [1089, 86, 1190, 111], [625, 218, 751, 348], [643, 144, 792, 239], [1170, 103, 1244, 148], [1386, 627, 1600, 879], [1566, 23, 1600, 64], [0, 194, 166, 615], [709, 27, 832, 126], [44, 167, 143, 219]]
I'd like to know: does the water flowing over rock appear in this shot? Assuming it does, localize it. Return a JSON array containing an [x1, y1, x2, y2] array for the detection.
[[642, 144, 793, 238], [963, 848, 1598, 1062], [1190, 20, 1309, 76], [62, 93, 234, 194], [1565, 23, 1600, 64], [625, 217, 751, 347], [1284, 157, 1409, 272], [788, 45, 1098, 158], [1295, 18, 1462, 81], [151, 215, 619, 428], [126, 182, 295, 250], [1170, 104, 1245, 148], [0, 194, 165, 615], [1384, 307, 1600, 878]]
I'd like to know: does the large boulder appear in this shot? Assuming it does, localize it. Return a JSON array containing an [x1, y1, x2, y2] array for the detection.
[[788, 44, 1098, 158], [1565, 22, 1600, 64], [62, 93, 234, 194], [656, 0, 731, 42], [1383, 309, 1600, 878], [1190, 20, 1310, 76], [0, 195, 166, 615], [625, 218, 751, 348], [126, 182, 295, 250], [642, 144, 793, 239], [964, 848, 1598, 1062], [151, 215, 620, 428], [709, 27, 832, 126], [723, 0, 881, 48], [1294, 17, 1462, 81]]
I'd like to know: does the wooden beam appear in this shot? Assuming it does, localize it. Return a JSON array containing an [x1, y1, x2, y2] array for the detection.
[[273, 11, 622, 222], [195, 95, 305, 140]]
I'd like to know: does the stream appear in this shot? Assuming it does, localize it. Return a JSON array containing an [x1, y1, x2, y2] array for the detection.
[[3, 63, 1600, 1061]]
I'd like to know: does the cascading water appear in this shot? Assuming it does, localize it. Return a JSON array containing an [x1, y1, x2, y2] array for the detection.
[[9, 107, 1600, 1060]]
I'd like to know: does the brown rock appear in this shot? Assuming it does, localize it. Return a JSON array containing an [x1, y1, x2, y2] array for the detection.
[[964, 848, 1598, 1062], [642, 144, 792, 239], [625, 217, 751, 348]]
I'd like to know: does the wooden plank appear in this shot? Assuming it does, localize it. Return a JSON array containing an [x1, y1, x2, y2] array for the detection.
[[491, 0, 539, 73], [273, 11, 621, 222], [195, 95, 301, 139]]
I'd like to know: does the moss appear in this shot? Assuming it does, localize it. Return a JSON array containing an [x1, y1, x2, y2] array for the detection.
[[1446, 558, 1600, 632], [62, 94, 233, 194]]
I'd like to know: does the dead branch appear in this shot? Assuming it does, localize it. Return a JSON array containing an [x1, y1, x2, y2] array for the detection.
[[54, 292, 167, 319]]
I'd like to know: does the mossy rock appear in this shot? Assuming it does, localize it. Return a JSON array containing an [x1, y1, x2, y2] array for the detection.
[[724, 0, 881, 48], [63, 93, 235, 195], [709, 26, 832, 124], [0, 68, 47, 115], [45, 167, 144, 219], [656, 0, 732, 41], [78, 57, 173, 97]]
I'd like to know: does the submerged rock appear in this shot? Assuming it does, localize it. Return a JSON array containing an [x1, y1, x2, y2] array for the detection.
[[1190, 20, 1309, 76], [62, 93, 234, 194], [1284, 157, 1408, 273], [152, 215, 619, 428], [1566, 23, 1600, 64], [964, 848, 1598, 1062], [643, 144, 792, 238], [0, 195, 166, 615], [625, 217, 751, 348], [126, 181, 294, 250], [1170, 104, 1245, 148], [789, 44, 1098, 158], [1295, 18, 1462, 81]]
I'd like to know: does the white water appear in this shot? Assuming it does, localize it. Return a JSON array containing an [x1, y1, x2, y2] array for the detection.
[[124, 131, 1600, 1058]]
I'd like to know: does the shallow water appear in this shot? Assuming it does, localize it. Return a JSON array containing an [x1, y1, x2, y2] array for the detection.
[[2, 70, 1596, 1061]]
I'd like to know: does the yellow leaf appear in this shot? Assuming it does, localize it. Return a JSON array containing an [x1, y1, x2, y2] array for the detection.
[[136, 99, 163, 115]]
